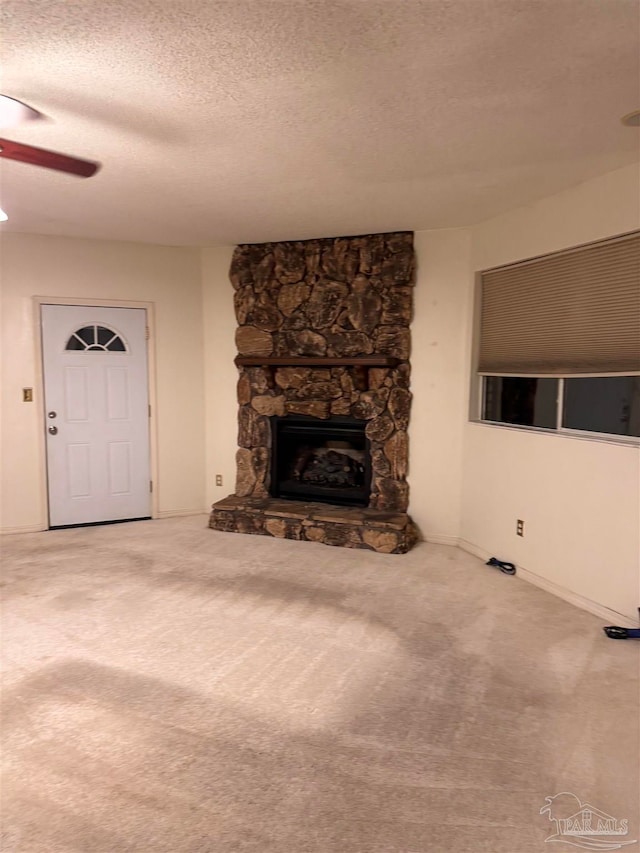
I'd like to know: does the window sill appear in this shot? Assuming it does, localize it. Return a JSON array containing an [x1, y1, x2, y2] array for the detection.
[[469, 419, 640, 448]]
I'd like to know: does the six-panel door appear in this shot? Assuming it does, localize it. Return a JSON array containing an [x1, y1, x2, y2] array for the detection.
[[41, 305, 151, 527]]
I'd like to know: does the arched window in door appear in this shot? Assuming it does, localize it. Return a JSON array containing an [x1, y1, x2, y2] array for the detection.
[[65, 325, 127, 352]]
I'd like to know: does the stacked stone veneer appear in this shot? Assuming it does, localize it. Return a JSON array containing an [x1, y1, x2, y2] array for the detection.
[[209, 231, 418, 553]]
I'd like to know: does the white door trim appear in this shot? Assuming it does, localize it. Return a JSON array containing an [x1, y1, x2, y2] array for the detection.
[[33, 296, 159, 526]]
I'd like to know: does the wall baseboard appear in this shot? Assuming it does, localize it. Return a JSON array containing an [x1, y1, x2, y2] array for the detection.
[[155, 509, 209, 519], [423, 533, 461, 546], [1, 524, 47, 535], [458, 539, 639, 626]]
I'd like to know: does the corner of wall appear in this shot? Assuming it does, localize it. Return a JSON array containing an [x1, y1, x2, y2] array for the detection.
[[1, 235, 207, 530], [200, 246, 238, 509]]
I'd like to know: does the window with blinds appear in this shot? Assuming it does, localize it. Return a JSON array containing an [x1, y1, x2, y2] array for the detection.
[[477, 232, 640, 439], [479, 231, 640, 376]]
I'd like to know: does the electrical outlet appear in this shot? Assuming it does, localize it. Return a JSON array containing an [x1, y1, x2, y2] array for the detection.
[[516, 519, 524, 537], [215, 474, 223, 487]]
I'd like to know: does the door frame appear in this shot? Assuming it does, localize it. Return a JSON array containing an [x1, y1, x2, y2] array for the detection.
[[33, 296, 159, 526]]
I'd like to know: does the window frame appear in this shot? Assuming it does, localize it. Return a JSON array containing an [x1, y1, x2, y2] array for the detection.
[[475, 373, 640, 446], [64, 323, 129, 353]]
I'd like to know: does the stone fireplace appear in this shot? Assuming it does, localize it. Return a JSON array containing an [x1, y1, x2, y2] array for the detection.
[[209, 231, 418, 553]]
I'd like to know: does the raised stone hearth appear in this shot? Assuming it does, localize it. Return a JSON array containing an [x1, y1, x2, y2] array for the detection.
[[211, 496, 418, 554], [210, 230, 418, 553]]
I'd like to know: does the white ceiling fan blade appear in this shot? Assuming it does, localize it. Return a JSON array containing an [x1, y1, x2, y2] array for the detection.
[[0, 95, 43, 128]]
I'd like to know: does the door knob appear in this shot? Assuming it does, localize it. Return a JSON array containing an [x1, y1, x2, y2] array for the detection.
[[48, 425, 58, 435], [47, 411, 57, 418]]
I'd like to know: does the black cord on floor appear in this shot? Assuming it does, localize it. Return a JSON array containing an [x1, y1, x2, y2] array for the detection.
[[486, 557, 516, 575]]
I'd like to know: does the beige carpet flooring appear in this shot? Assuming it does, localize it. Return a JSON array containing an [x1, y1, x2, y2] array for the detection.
[[1, 515, 638, 852]]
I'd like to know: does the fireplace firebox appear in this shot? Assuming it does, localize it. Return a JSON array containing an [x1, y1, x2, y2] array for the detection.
[[271, 415, 371, 507]]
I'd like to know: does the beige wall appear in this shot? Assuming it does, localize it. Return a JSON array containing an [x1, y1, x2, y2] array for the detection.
[[201, 246, 237, 509], [409, 229, 470, 542], [462, 163, 640, 621], [0, 233, 205, 532]]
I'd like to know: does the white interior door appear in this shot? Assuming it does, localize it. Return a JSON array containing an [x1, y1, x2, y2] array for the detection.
[[41, 305, 151, 527]]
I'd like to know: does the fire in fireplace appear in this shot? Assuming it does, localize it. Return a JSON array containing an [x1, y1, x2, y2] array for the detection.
[[271, 415, 371, 506]]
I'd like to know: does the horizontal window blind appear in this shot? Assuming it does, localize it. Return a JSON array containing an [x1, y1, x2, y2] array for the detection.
[[479, 232, 640, 375]]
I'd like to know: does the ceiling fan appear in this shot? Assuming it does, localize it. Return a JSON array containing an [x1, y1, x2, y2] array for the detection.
[[0, 94, 100, 178]]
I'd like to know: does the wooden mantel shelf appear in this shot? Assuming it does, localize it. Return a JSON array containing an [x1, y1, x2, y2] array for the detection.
[[234, 355, 400, 391], [235, 356, 400, 368]]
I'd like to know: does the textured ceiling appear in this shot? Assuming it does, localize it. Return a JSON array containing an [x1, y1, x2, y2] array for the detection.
[[1, 0, 638, 247]]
